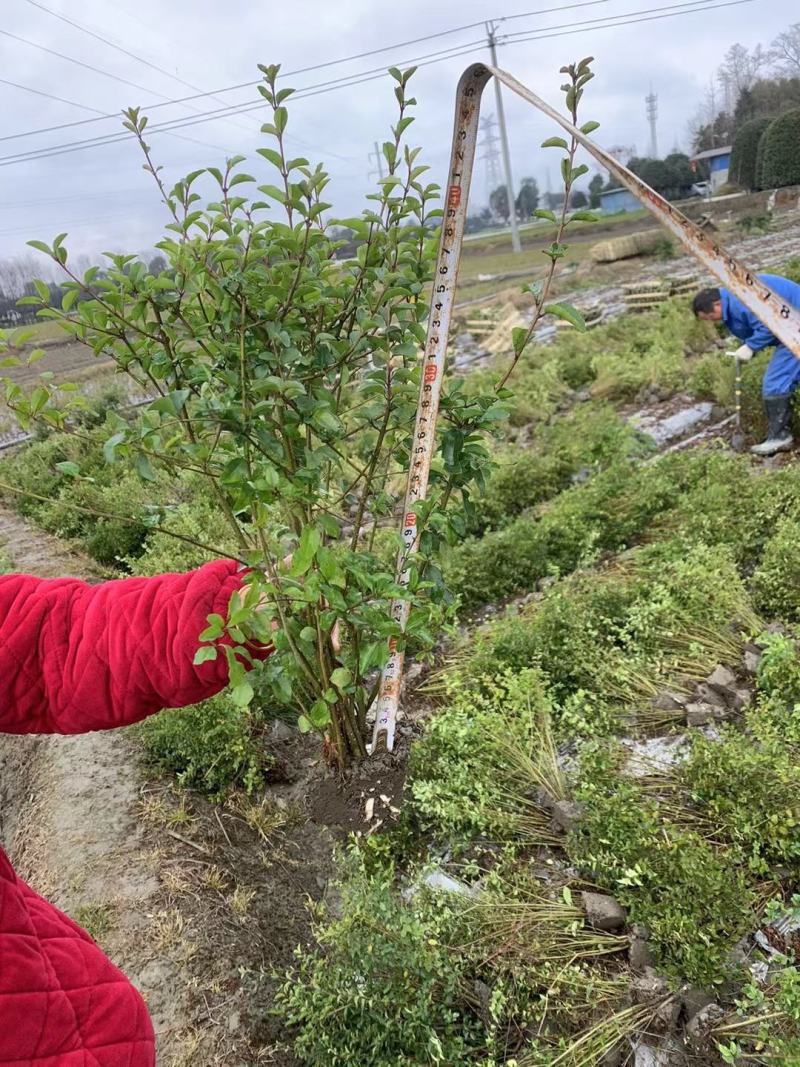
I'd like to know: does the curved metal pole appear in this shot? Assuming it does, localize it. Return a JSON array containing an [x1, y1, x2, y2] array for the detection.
[[370, 62, 800, 754]]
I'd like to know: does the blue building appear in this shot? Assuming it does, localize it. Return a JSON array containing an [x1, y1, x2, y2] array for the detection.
[[598, 187, 641, 215], [690, 146, 732, 193]]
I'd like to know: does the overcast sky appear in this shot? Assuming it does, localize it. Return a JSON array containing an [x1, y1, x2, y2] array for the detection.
[[0, 0, 792, 266]]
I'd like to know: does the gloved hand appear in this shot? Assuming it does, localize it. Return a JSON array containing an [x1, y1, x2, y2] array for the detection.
[[727, 343, 753, 362]]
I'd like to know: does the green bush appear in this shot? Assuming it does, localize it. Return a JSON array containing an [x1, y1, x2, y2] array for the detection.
[[759, 108, 800, 189], [459, 542, 755, 723], [730, 117, 771, 190], [137, 693, 272, 795], [408, 669, 550, 841], [568, 749, 754, 985], [447, 450, 719, 609], [277, 856, 487, 1067], [680, 730, 800, 874], [468, 405, 649, 535], [752, 517, 800, 620], [748, 630, 800, 748]]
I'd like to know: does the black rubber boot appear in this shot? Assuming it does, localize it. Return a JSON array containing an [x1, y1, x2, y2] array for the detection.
[[751, 394, 794, 456]]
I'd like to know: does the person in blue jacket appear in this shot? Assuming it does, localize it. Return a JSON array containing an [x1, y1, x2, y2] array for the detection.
[[693, 273, 800, 455]]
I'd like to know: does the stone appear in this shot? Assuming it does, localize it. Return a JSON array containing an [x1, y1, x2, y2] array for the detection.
[[582, 891, 627, 931], [694, 683, 727, 708], [728, 687, 752, 711], [472, 979, 493, 1026], [686, 703, 718, 727], [629, 937, 655, 973], [686, 1004, 726, 1046], [550, 799, 584, 833], [268, 719, 296, 742], [706, 664, 737, 694], [600, 1048, 624, 1067], [631, 923, 651, 941], [631, 968, 670, 1002], [743, 649, 762, 674], [650, 691, 687, 711], [680, 986, 715, 1022]]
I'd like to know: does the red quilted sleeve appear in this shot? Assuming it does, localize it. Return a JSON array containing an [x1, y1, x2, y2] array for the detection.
[[0, 560, 272, 735]]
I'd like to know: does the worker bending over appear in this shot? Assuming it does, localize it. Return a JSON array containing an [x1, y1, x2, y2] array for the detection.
[[693, 272, 800, 455]]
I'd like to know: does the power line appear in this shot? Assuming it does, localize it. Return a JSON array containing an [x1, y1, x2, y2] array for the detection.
[[0, 27, 175, 100], [2, 0, 620, 144], [19, 0, 261, 137], [0, 0, 754, 172], [0, 76, 107, 115]]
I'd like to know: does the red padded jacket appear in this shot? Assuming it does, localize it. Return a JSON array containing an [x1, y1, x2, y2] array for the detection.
[[0, 560, 268, 1066]]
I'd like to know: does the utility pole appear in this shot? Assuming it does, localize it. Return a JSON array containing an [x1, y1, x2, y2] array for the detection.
[[486, 21, 521, 253], [646, 89, 659, 159], [367, 140, 385, 180]]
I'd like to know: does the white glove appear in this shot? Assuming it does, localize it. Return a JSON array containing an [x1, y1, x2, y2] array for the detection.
[[727, 343, 753, 362]]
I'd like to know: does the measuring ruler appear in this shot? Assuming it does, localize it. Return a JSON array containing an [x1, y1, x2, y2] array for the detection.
[[369, 62, 800, 754]]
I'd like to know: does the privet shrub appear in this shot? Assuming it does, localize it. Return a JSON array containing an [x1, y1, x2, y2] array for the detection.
[[277, 856, 487, 1066], [752, 516, 800, 620], [137, 693, 272, 795], [730, 117, 771, 190], [408, 668, 550, 841], [759, 107, 800, 190], [568, 749, 754, 985]]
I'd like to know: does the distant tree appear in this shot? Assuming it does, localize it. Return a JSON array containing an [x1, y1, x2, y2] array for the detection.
[[770, 22, 800, 76], [734, 76, 800, 123], [543, 190, 565, 211], [514, 176, 539, 219], [147, 254, 167, 275], [489, 184, 510, 222], [759, 107, 800, 189], [588, 173, 604, 207], [663, 153, 696, 197], [570, 190, 588, 208], [718, 42, 768, 97], [730, 116, 771, 189]]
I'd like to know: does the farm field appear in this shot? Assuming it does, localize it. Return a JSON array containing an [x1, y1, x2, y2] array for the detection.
[[2, 218, 800, 1065], [2, 41, 800, 1062]]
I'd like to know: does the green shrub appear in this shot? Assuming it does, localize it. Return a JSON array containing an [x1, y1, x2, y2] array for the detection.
[[137, 693, 272, 795], [277, 856, 487, 1067], [447, 450, 718, 610], [36, 473, 151, 566], [680, 730, 800, 874], [752, 517, 800, 620], [730, 117, 771, 190], [748, 630, 800, 748], [408, 669, 550, 841], [468, 405, 649, 535], [759, 108, 800, 190], [460, 542, 755, 723], [127, 498, 239, 575], [783, 257, 800, 286], [568, 749, 754, 985], [688, 350, 735, 404]]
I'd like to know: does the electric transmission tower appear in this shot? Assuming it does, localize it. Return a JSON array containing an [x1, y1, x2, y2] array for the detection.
[[479, 114, 503, 202], [646, 89, 659, 159]]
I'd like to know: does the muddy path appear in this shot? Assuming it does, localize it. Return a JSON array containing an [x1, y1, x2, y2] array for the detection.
[[0, 499, 414, 1064]]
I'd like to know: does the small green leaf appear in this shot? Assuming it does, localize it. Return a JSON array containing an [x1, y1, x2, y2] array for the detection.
[[290, 525, 321, 576], [55, 461, 80, 477], [570, 210, 599, 223], [297, 714, 313, 733], [330, 667, 352, 690], [580, 120, 600, 134], [193, 646, 219, 665], [199, 614, 225, 641], [544, 302, 586, 332], [534, 208, 557, 223], [541, 136, 568, 150], [231, 680, 254, 707], [103, 431, 126, 464], [511, 326, 529, 357]]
